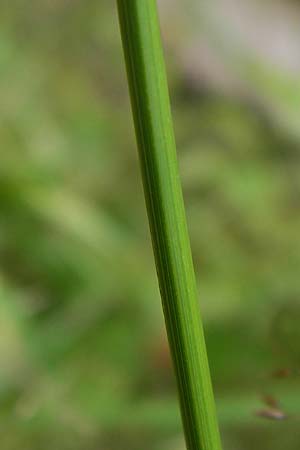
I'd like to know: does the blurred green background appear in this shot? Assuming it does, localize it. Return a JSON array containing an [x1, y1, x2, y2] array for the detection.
[[1, 0, 300, 449]]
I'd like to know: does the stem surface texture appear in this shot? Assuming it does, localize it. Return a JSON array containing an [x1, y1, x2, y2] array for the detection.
[[117, 2, 222, 450]]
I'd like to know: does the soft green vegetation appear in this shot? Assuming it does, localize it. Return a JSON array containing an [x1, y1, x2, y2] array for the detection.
[[117, 2, 221, 449], [1, 1, 300, 449]]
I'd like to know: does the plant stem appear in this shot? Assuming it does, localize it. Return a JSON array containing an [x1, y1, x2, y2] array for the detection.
[[116, 2, 222, 449]]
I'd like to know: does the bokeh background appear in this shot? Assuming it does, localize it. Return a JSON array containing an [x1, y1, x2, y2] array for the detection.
[[1, 0, 300, 449]]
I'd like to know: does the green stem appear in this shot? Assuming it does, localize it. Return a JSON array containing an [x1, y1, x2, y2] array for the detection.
[[116, 2, 222, 449]]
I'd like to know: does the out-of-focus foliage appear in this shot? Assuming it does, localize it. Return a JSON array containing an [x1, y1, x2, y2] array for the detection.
[[1, 1, 300, 449]]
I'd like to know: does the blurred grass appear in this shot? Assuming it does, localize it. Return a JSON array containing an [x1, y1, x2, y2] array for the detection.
[[1, 1, 300, 449]]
